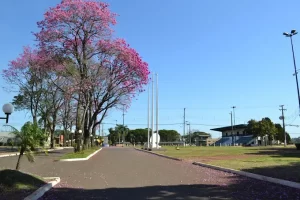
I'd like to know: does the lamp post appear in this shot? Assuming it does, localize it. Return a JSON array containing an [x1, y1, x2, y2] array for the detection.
[[283, 30, 300, 114], [0, 103, 14, 123]]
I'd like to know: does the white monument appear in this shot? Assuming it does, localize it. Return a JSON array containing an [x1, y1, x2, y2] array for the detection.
[[150, 133, 161, 149]]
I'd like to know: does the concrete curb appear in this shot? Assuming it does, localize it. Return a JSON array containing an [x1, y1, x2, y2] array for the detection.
[[0, 147, 74, 158], [0, 152, 20, 158], [193, 161, 300, 190], [23, 177, 60, 200], [134, 148, 182, 161], [60, 148, 102, 162]]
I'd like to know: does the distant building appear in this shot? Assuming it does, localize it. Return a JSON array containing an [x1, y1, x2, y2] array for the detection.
[[211, 124, 259, 146], [194, 134, 212, 146], [0, 126, 15, 145], [206, 137, 220, 146]]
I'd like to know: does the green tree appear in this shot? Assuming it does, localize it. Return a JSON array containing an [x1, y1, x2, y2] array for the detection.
[[274, 124, 291, 144], [126, 129, 148, 144], [108, 128, 118, 145], [259, 118, 277, 142], [246, 118, 278, 145], [245, 119, 260, 136], [114, 125, 129, 144], [8, 122, 45, 170], [159, 130, 181, 142]]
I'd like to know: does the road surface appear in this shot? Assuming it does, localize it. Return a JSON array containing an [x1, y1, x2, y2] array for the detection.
[[0, 148, 299, 200]]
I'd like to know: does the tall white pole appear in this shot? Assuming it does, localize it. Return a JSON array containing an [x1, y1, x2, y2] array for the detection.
[[156, 73, 159, 149], [151, 73, 154, 149], [147, 81, 150, 149]]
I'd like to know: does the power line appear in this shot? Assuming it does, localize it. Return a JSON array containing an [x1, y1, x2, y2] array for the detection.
[[102, 122, 227, 127], [126, 105, 282, 111]]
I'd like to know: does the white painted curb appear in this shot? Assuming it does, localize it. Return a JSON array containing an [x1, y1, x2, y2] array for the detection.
[[60, 148, 102, 162], [23, 177, 60, 200], [0, 147, 74, 158], [0, 152, 20, 158], [193, 161, 300, 190], [134, 148, 182, 161]]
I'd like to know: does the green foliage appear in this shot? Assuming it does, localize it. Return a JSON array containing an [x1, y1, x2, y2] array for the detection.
[[126, 129, 148, 144], [8, 122, 45, 169], [159, 129, 181, 142], [60, 147, 99, 159], [0, 169, 45, 191], [274, 124, 291, 143], [108, 125, 130, 145], [246, 118, 291, 143]]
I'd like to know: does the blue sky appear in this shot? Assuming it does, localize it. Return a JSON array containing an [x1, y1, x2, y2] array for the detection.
[[1, 0, 300, 138]]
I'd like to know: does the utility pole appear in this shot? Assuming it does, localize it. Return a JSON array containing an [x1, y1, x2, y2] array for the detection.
[[151, 73, 154, 149], [230, 112, 234, 146], [189, 123, 191, 145], [155, 73, 159, 149], [183, 108, 186, 146], [279, 105, 287, 147], [231, 106, 236, 145], [283, 30, 300, 115], [102, 123, 104, 137], [147, 82, 150, 149]]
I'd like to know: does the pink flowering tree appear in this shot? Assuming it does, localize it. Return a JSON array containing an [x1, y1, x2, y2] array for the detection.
[[2, 46, 73, 148], [35, 0, 149, 151], [2, 47, 49, 125]]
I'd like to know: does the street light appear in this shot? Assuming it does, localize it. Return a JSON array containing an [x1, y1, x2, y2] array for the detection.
[[0, 103, 14, 123], [283, 29, 300, 114]]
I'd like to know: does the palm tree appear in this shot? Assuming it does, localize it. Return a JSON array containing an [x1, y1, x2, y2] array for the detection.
[[7, 122, 44, 170], [115, 125, 129, 146]]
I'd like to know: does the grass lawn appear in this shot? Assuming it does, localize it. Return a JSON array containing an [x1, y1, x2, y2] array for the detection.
[[59, 147, 100, 160], [0, 169, 46, 199], [159, 145, 300, 182]]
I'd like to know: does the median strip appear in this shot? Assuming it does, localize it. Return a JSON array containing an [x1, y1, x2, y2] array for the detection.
[[60, 148, 102, 161]]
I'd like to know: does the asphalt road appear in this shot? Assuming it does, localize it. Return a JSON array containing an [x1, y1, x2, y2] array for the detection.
[[1, 148, 300, 200]]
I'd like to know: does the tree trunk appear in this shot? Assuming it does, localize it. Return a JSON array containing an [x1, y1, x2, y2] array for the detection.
[[16, 148, 24, 171], [63, 129, 67, 147], [84, 138, 89, 149], [75, 98, 83, 152], [33, 115, 38, 125], [91, 127, 96, 147], [50, 129, 54, 149]]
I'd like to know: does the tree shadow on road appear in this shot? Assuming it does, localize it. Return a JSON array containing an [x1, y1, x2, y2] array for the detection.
[[39, 178, 300, 200], [241, 162, 300, 183], [245, 147, 300, 158]]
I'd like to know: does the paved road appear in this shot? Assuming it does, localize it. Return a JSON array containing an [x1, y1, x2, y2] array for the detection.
[[1, 148, 300, 200]]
